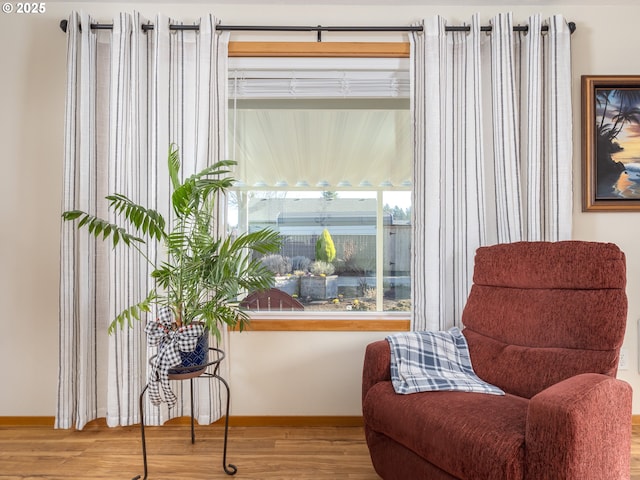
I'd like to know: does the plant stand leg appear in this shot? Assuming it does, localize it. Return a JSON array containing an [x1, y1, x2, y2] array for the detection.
[[132, 384, 149, 480], [214, 373, 237, 475], [190, 378, 196, 444]]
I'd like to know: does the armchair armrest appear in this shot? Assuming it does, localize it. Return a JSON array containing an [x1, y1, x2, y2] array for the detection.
[[526, 373, 632, 480], [362, 340, 391, 405]]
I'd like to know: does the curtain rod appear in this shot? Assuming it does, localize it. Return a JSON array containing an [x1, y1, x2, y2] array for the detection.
[[58, 20, 576, 42]]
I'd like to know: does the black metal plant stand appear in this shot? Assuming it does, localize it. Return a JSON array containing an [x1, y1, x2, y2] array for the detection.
[[133, 348, 236, 479]]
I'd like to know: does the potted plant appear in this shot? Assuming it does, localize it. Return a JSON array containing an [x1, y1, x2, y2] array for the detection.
[[259, 254, 302, 296], [62, 145, 281, 373]]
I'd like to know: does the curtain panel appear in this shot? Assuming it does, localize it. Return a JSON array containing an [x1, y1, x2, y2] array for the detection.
[[58, 11, 230, 429], [410, 13, 573, 331]]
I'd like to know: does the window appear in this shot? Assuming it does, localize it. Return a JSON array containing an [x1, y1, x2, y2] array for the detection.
[[227, 43, 411, 328]]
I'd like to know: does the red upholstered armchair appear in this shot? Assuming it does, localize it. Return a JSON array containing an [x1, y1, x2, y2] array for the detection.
[[362, 241, 632, 480]]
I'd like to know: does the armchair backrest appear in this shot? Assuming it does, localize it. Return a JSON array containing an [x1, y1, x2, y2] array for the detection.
[[461, 241, 627, 399]]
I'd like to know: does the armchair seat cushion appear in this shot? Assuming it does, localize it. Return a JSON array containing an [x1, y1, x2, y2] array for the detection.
[[363, 380, 528, 480]]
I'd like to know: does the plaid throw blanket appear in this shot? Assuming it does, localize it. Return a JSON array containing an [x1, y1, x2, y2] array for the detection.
[[145, 307, 205, 407], [386, 327, 504, 395]]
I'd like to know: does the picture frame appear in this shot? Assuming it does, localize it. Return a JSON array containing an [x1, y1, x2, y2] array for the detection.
[[582, 75, 640, 211]]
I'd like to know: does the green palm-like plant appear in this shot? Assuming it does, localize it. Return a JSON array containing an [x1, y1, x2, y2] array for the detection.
[[62, 144, 281, 338]]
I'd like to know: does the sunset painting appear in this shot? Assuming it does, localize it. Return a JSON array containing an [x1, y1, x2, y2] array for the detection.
[[595, 87, 640, 199]]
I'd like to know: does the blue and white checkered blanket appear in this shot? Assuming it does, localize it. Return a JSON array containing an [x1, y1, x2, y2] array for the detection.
[[386, 327, 504, 395]]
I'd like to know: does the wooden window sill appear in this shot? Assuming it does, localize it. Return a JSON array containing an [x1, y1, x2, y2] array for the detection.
[[236, 312, 410, 331]]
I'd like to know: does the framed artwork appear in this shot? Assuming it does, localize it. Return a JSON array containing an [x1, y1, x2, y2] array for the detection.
[[582, 75, 640, 211]]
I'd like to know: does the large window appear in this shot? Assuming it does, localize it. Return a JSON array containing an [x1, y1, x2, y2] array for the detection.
[[228, 47, 411, 319]]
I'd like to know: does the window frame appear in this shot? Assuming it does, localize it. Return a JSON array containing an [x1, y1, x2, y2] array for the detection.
[[228, 41, 411, 332]]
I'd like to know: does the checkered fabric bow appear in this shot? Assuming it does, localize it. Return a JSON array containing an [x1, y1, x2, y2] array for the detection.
[[145, 306, 205, 407]]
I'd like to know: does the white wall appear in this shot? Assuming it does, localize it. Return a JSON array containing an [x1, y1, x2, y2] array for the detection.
[[2, 2, 640, 417]]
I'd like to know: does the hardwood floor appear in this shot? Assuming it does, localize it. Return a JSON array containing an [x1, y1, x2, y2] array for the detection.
[[0, 423, 378, 479], [632, 425, 640, 480], [2, 422, 640, 479]]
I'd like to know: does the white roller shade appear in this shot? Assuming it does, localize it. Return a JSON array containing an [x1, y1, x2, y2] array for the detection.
[[228, 57, 411, 189], [231, 107, 411, 188]]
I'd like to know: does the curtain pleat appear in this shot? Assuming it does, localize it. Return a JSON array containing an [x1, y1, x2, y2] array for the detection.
[[57, 11, 230, 429], [490, 13, 523, 244], [57, 10, 81, 430], [546, 15, 573, 241], [411, 12, 573, 331]]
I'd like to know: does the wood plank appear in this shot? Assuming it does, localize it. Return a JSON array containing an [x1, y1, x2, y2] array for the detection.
[[0, 416, 364, 428], [219, 416, 364, 427], [0, 416, 55, 427], [244, 318, 410, 331], [229, 41, 409, 58]]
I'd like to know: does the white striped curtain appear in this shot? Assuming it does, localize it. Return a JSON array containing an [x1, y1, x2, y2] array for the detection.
[[410, 13, 572, 331], [58, 11, 230, 429]]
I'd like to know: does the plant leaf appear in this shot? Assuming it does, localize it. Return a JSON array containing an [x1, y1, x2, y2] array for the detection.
[[168, 143, 181, 191], [106, 193, 166, 241], [108, 290, 157, 334], [61, 211, 144, 249]]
